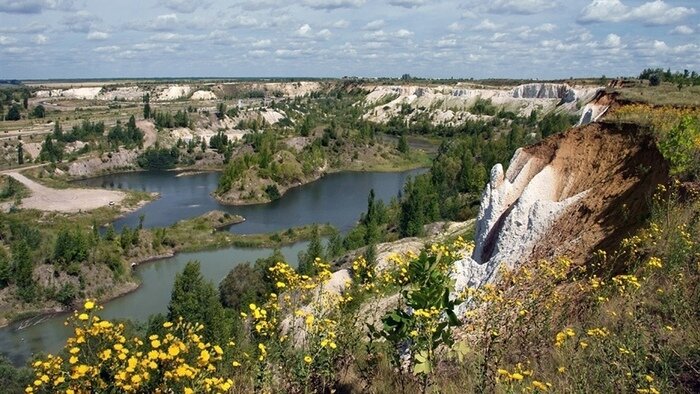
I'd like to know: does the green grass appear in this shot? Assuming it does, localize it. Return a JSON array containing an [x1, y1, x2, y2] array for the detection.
[[613, 81, 700, 107]]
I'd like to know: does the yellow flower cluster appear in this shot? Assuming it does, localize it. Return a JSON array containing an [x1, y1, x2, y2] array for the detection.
[[27, 301, 234, 394], [554, 328, 576, 347], [497, 363, 551, 391], [611, 274, 642, 294]]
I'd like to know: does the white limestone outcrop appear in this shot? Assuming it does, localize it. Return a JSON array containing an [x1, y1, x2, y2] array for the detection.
[[452, 148, 588, 292], [577, 103, 609, 125], [363, 83, 601, 126]]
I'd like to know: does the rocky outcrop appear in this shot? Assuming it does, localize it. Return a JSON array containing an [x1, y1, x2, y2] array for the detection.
[[510, 83, 576, 101], [363, 83, 601, 126], [68, 149, 139, 178], [453, 122, 668, 292]]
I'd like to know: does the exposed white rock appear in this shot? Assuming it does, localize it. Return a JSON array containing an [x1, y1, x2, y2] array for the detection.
[[156, 85, 192, 101], [59, 87, 103, 100], [363, 83, 602, 126], [68, 149, 138, 178], [578, 103, 609, 125], [453, 147, 589, 292], [190, 90, 217, 100]]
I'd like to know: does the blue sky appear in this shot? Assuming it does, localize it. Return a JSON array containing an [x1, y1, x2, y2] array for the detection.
[[0, 0, 698, 79]]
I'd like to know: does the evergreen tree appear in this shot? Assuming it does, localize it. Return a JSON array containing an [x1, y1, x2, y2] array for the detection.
[[12, 240, 35, 302], [17, 143, 23, 165], [53, 228, 90, 266], [39, 134, 63, 163], [0, 249, 10, 288], [168, 261, 231, 343], [6, 104, 21, 121], [53, 121, 63, 140], [325, 229, 344, 259], [397, 134, 409, 154], [31, 105, 45, 119], [143, 93, 151, 119], [297, 225, 323, 275]]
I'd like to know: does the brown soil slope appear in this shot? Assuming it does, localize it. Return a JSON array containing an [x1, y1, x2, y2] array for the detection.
[[527, 122, 668, 266]]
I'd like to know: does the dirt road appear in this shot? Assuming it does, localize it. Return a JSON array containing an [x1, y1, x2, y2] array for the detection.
[[1, 172, 125, 213]]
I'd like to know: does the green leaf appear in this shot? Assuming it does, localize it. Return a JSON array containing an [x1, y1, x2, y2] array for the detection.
[[413, 350, 432, 375]]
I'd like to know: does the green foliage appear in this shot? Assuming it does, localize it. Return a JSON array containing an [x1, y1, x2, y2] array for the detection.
[[297, 225, 324, 276], [58, 120, 105, 143], [209, 131, 229, 152], [107, 117, 144, 149], [397, 134, 409, 154], [39, 134, 64, 163], [168, 261, 232, 343], [219, 250, 283, 312], [54, 283, 78, 306], [17, 143, 23, 165], [31, 105, 45, 119], [471, 98, 497, 115], [11, 240, 35, 302], [0, 177, 24, 201], [6, 104, 21, 121], [399, 175, 440, 237], [539, 112, 577, 138], [264, 184, 281, 201], [153, 109, 190, 129], [370, 249, 462, 391], [0, 248, 10, 288], [657, 116, 700, 179], [137, 146, 180, 169], [640, 67, 700, 86], [53, 227, 90, 266], [0, 357, 32, 394]]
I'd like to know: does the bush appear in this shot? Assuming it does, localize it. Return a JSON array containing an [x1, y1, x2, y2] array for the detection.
[[265, 184, 281, 200]]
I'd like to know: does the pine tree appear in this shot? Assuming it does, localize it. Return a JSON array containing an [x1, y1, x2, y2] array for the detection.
[[12, 240, 35, 301], [298, 226, 323, 275], [17, 143, 23, 165], [397, 134, 409, 154], [168, 261, 231, 343]]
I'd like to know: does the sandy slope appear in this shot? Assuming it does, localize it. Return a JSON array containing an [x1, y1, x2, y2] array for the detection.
[[3, 172, 125, 212]]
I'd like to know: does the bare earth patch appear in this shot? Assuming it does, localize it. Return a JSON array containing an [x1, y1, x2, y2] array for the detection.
[[3, 172, 126, 212]]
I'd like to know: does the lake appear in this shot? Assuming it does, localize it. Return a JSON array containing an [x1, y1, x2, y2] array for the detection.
[[0, 169, 424, 366]]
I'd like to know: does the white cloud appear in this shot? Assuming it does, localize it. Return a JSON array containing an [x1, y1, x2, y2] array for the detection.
[[159, 0, 210, 13], [317, 28, 332, 39], [602, 33, 622, 48], [296, 23, 313, 37], [252, 39, 271, 48], [479, 0, 558, 15], [87, 31, 109, 41], [302, 0, 365, 10], [363, 19, 384, 31], [447, 22, 463, 32], [437, 37, 457, 48], [219, 15, 260, 29], [93, 45, 119, 53], [579, 0, 696, 25], [0, 35, 17, 45], [332, 19, 349, 28], [0, 0, 76, 14], [472, 19, 499, 31], [394, 29, 413, 38], [32, 33, 47, 44], [388, 0, 427, 8], [61, 10, 101, 33], [670, 25, 694, 35]]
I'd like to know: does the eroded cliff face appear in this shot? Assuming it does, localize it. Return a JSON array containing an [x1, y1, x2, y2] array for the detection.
[[453, 122, 669, 291], [362, 83, 601, 126]]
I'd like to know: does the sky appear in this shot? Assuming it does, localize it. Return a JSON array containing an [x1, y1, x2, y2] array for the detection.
[[0, 0, 698, 79]]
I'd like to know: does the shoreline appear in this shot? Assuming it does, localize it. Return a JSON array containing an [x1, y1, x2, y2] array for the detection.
[[0, 222, 330, 330], [214, 163, 427, 206]]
